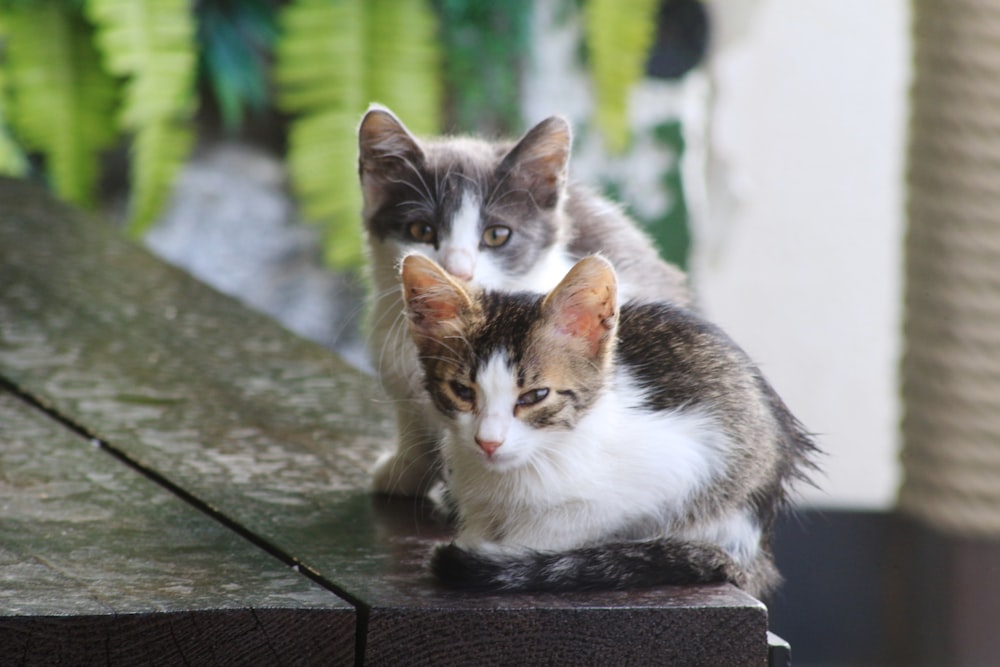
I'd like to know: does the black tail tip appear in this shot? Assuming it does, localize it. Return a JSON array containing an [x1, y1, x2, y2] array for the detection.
[[430, 542, 505, 591]]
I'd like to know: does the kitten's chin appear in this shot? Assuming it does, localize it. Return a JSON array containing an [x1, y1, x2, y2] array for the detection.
[[447, 427, 536, 473], [451, 443, 528, 473], [475, 448, 531, 473]]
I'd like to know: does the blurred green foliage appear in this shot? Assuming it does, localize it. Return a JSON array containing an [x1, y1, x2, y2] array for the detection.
[[197, 0, 276, 132], [651, 120, 691, 270], [2, 3, 113, 203], [0, 0, 678, 270], [434, 0, 531, 135], [584, 0, 659, 154], [0, 0, 196, 235], [274, 0, 441, 268]]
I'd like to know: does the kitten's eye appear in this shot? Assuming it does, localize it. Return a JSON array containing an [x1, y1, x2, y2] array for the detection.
[[408, 222, 436, 244], [516, 388, 549, 407], [449, 380, 475, 403], [481, 225, 511, 248]]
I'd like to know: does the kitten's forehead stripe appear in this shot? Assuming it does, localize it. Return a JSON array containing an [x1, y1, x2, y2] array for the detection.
[[479, 352, 518, 405], [447, 191, 482, 251], [471, 292, 542, 362]]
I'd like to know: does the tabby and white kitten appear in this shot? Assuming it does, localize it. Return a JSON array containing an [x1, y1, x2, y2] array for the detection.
[[359, 105, 690, 497], [400, 253, 816, 597]]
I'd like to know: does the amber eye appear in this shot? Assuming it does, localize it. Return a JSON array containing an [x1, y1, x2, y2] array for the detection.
[[516, 388, 549, 407], [449, 380, 475, 403], [408, 222, 436, 244], [481, 225, 511, 247]]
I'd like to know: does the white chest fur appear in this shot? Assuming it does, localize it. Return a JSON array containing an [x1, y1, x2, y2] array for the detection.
[[444, 369, 736, 553]]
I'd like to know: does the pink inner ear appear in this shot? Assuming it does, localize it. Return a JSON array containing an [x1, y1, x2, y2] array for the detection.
[[555, 303, 597, 338], [401, 255, 471, 334], [544, 256, 618, 357], [553, 289, 615, 357], [410, 288, 461, 324]]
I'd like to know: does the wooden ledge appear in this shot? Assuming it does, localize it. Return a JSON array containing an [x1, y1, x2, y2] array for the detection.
[[0, 177, 770, 665]]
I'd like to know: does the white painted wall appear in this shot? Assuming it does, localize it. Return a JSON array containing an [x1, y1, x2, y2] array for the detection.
[[694, 0, 911, 507], [525, 0, 911, 508]]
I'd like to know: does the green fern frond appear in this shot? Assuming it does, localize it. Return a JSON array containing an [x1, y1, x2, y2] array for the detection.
[[276, 0, 441, 270], [86, 0, 196, 235], [275, 0, 364, 111], [365, 0, 441, 135], [129, 119, 193, 232], [1, 3, 116, 204], [276, 0, 365, 269], [0, 115, 25, 177], [584, 0, 659, 154], [0, 19, 29, 177]]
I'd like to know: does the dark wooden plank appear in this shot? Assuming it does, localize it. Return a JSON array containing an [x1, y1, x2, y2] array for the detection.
[[767, 632, 792, 667], [311, 493, 767, 666], [0, 610, 346, 667], [0, 389, 355, 665], [0, 177, 769, 665]]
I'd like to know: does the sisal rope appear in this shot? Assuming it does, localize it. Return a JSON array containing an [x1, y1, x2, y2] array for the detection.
[[900, 0, 1000, 537]]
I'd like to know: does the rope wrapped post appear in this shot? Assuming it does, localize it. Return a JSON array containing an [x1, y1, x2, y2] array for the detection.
[[901, 0, 1000, 537]]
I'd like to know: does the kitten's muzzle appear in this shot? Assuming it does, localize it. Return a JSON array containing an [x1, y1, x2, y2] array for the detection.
[[442, 248, 475, 281], [475, 436, 502, 457]]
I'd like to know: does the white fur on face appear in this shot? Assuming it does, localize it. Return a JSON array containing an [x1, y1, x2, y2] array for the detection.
[[376, 184, 575, 294], [439, 191, 481, 282], [450, 352, 535, 472], [443, 188, 575, 293]]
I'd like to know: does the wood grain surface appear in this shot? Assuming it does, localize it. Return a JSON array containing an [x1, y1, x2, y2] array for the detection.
[[0, 390, 354, 665]]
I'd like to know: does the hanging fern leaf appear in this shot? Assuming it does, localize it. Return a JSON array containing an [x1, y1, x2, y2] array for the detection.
[[0, 113, 25, 178], [276, 0, 365, 269], [0, 16, 28, 177], [85, 0, 196, 235], [584, 0, 659, 154], [129, 118, 192, 232], [365, 0, 441, 135], [1, 3, 116, 205], [275, 0, 441, 270]]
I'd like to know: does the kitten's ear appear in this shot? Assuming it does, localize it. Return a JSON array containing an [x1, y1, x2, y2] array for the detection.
[[358, 105, 425, 202], [358, 105, 424, 165], [401, 254, 473, 340], [542, 256, 619, 358], [496, 116, 571, 210]]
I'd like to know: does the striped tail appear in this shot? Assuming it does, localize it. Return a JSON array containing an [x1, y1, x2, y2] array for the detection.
[[430, 539, 742, 594]]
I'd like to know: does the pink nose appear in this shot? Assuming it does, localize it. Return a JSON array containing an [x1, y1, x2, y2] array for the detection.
[[449, 266, 473, 282], [443, 249, 474, 281], [475, 437, 502, 457]]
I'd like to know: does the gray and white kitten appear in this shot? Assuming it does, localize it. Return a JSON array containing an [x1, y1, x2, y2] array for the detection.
[[400, 254, 817, 598], [359, 105, 689, 496]]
